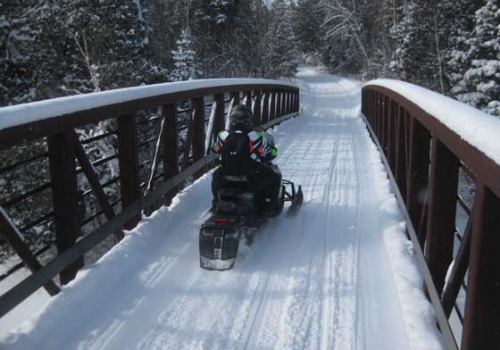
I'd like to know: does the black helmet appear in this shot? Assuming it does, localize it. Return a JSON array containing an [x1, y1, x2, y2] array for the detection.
[[230, 104, 253, 130]]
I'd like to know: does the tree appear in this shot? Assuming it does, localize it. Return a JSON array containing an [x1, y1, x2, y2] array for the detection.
[[441, 0, 483, 96], [147, 0, 186, 69], [294, 0, 325, 55], [0, 1, 38, 106], [170, 29, 198, 81], [454, 0, 500, 117], [189, 0, 263, 78], [266, 0, 299, 78], [320, 0, 371, 74], [388, 0, 446, 91], [388, 1, 417, 80]]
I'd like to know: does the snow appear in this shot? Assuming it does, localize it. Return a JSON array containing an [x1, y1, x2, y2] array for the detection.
[[132, 0, 144, 22], [0, 79, 297, 131], [0, 69, 445, 349], [0, 269, 50, 336], [366, 135, 445, 350], [364, 79, 500, 166]]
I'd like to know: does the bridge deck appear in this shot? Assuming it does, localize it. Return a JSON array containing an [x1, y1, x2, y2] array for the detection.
[[1, 72, 443, 349]]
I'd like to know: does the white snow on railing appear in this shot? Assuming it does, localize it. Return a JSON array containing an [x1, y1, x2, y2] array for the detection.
[[0, 79, 297, 131], [365, 79, 500, 167]]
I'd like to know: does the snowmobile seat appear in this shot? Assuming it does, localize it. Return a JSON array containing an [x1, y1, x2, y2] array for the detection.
[[215, 188, 256, 216], [217, 187, 256, 202]]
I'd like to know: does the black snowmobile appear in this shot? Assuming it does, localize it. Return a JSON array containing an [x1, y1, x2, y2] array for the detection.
[[199, 177, 303, 271]]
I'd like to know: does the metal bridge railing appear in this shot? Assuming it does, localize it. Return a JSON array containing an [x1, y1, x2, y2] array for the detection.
[[0, 79, 300, 318], [362, 83, 500, 350]]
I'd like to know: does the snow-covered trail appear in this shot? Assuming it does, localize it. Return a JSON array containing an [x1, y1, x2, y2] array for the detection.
[[2, 71, 418, 350]]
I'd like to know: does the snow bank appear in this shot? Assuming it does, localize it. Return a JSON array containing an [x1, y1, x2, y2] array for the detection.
[[0, 79, 297, 131], [361, 115, 446, 350], [364, 79, 500, 166]]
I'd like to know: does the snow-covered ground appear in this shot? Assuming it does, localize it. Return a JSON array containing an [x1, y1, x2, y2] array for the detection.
[[0, 69, 444, 350]]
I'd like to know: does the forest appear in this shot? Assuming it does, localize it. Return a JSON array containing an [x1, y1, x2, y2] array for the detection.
[[1, 0, 499, 116], [0, 0, 499, 263]]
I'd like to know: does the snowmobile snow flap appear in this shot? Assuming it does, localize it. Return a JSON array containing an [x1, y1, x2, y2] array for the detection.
[[199, 190, 256, 270], [199, 216, 245, 270]]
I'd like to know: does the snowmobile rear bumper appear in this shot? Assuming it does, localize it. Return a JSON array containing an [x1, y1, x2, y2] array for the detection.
[[199, 221, 242, 271], [199, 256, 236, 271]]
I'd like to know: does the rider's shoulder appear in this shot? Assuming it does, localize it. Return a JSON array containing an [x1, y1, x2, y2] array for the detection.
[[218, 130, 230, 139], [247, 130, 263, 141]]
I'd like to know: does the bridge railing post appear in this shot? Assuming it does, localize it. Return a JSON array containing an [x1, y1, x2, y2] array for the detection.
[[263, 90, 270, 123], [253, 89, 262, 126], [275, 90, 280, 118], [425, 138, 460, 295], [213, 94, 225, 136], [162, 103, 179, 206], [117, 114, 141, 230], [378, 94, 385, 142], [406, 117, 431, 248], [382, 96, 389, 155], [462, 184, 500, 350], [293, 91, 296, 113], [387, 100, 397, 171], [395, 107, 409, 201], [281, 90, 286, 116], [376, 93, 382, 140], [232, 91, 240, 106], [192, 97, 205, 180], [181, 111, 195, 171], [244, 90, 252, 107], [270, 90, 276, 121], [48, 131, 84, 285], [285, 91, 289, 115]]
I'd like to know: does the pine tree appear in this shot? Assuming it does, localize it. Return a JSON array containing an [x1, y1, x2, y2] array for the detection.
[[170, 29, 198, 81], [0, 1, 38, 106], [148, 0, 185, 69], [388, 1, 417, 80], [320, 0, 372, 75], [267, 0, 299, 78], [441, 0, 483, 95], [191, 0, 235, 77], [455, 0, 500, 116], [251, 0, 273, 77], [388, 0, 446, 91], [294, 0, 325, 55]]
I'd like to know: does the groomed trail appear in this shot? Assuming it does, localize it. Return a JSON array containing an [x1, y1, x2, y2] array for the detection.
[[2, 70, 428, 350]]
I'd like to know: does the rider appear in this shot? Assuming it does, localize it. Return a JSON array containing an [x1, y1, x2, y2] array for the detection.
[[211, 104, 282, 217]]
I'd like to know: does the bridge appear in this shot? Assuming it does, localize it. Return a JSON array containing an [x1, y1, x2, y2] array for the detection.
[[0, 68, 499, 350]]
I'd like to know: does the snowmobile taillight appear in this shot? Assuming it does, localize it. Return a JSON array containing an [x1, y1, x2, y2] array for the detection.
[[212, 217, 230, 223]]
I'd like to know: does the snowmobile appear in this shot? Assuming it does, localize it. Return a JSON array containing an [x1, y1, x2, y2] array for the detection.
[[199, 178, 303, 271]]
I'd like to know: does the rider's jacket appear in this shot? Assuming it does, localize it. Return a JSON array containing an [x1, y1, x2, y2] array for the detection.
[[213, 129, 278, 163]]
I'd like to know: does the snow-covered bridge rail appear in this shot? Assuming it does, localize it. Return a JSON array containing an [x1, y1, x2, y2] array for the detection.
[[363, 82, 500, 350], [0, 79, 299, 317]]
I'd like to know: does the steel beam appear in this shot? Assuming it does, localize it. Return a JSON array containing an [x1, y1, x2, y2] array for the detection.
[[406, 117, 431, 248], [117, 114, 141, 230], [425, 138, 460, 294], [48, 131, 84, 284], [462, 184, 500, 350]]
